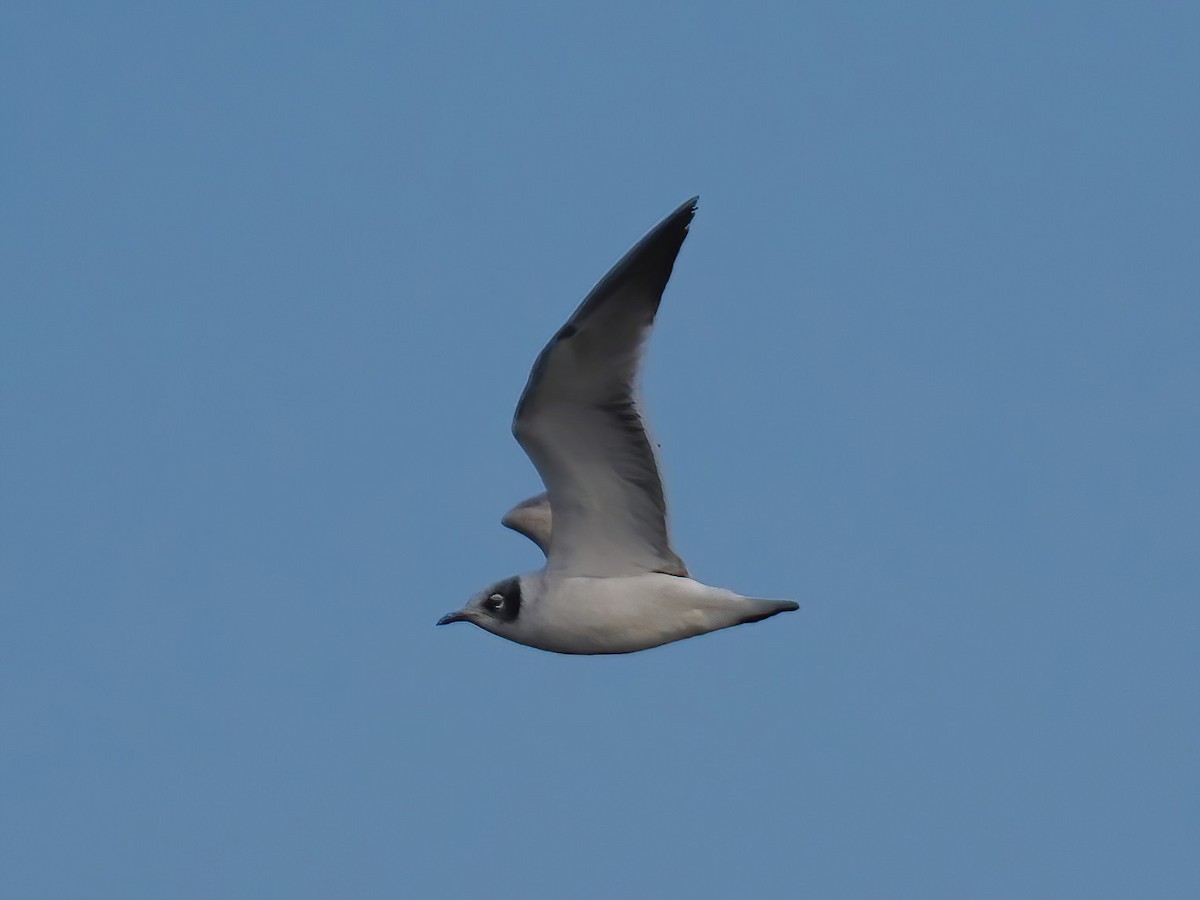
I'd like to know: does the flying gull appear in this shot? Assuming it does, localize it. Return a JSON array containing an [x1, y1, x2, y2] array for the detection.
[[437, 197, 798, 653]]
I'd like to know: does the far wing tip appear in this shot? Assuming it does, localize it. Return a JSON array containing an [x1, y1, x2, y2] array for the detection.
[[501, 492, 552, 555]]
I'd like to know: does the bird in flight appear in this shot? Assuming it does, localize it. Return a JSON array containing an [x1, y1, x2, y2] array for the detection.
[[437, 197, 798, 654]]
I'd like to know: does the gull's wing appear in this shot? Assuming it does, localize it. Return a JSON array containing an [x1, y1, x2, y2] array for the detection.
[[501, 492, 551, 555], [511, 198, 696, 578]]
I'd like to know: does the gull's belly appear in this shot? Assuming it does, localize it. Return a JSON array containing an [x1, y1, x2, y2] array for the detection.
[[520, 574, 745, 655]]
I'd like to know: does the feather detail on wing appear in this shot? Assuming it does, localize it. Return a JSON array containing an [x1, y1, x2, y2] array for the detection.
[[512, 198, 697, 578]]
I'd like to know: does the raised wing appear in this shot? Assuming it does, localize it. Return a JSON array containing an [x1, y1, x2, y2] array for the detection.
[[511, 198, 696, 578], [501, 492, 551, 555]]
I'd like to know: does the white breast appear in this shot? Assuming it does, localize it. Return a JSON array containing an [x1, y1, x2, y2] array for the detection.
[[515, 573, 753, 655]]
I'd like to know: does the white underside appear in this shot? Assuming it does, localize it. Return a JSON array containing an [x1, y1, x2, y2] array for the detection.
[[489, 572, 786, 655]]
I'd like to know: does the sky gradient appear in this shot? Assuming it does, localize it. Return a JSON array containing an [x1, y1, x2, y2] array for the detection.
[[3, 3, 1198, 897]]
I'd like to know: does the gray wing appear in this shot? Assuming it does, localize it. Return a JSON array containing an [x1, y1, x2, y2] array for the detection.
[[511, 198, 696, 578], [501, 492, 551, 555]]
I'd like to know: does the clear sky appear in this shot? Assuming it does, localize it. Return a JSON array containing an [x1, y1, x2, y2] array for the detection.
[[2, 3, 1198, 898]]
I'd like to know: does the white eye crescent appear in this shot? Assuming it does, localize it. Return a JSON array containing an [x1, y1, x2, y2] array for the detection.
[[486, 593, 504, 609]]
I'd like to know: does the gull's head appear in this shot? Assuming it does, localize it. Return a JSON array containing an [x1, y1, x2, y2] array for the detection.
[[437, 575, 524, 636]]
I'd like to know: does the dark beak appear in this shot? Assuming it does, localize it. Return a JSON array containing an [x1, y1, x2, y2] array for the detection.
[[436, 611, 469, 626]]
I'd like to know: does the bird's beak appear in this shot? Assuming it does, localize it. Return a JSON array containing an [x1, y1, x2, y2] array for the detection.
[[436, 610, 470, 626]]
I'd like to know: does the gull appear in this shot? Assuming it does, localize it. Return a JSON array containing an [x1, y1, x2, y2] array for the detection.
[[437, 198, 798, 654]]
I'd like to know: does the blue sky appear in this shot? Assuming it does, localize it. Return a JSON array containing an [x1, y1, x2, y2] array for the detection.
[[2, 2, 1198, 897]]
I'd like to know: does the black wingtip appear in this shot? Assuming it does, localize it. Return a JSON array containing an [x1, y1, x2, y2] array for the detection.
[[513, 195, 703, 423], [638, 194, 700, 256], [568, 196, 701, 315], [653, 196, 699, 236], [642, 193, 698, 264], [671, 195, 700, 227]]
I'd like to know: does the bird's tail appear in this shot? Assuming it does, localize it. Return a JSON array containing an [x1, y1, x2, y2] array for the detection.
[[738, 598, 800, 624]]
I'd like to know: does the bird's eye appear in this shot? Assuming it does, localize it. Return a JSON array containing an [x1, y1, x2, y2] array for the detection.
[[486, 593, 504, 610]]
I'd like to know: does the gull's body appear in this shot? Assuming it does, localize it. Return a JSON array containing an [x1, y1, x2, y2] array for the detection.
[[475, 571, 791, 656], [438, 198, 797, 654]]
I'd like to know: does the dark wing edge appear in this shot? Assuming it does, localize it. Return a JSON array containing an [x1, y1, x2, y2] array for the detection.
[[514, 196, 699, 422]]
